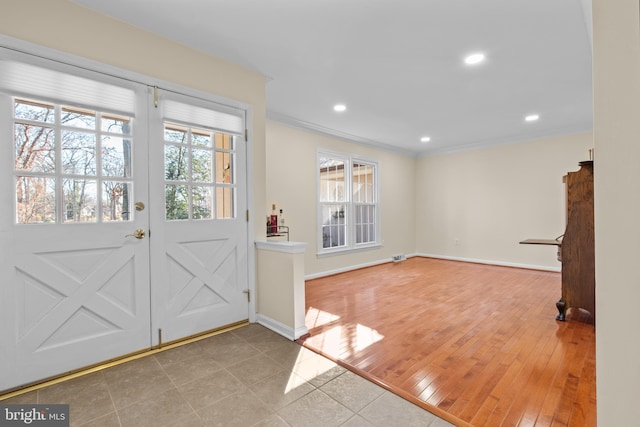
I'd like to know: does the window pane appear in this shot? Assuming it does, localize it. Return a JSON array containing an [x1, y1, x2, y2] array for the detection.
[[192, 148, 213, 183], [102, 181, 132, 222], [319, 157, 345, 202], [165, 145, 188, 181], [216, 151, 233, 183], [192, 129, 211, 147], [216, 187, 234, 219], [165, 184, 189, 220], [164, 124, 237, 222], [62, 106, 96, 129], [16, 176, 56, 224], [353, 163, 374, 203], [101, 114, 131, 135], [356, 204, 375, 244], [164, 124, 187, 143], [321, 204, 346, 248], [63, 179, 97, 223], [102, 136, 132, 177], [192, 186, 213, 220], [62, 130, 97, 175], [15, 99, 55, 123], [215, 132, 233, 150], [14, 123, 55, 173], [13, 96, 134, 225]]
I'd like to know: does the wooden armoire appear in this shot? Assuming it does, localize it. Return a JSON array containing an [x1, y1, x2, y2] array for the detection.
[[557, 160, 595, 323], [521, 160, 595, 323]]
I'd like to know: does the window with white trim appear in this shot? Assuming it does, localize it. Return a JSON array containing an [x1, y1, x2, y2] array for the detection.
[[2, 56, 138, 225], [163, 123, 236, 221], [318, 151, 379, 253], [159, 96, 243, 222]]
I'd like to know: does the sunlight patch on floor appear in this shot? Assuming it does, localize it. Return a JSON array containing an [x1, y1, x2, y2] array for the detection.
[[354, 323, 384, 351], [305, 306, 340, 329], [285, 346, 338, 393]]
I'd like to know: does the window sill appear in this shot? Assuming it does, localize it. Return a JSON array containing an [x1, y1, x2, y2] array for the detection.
[[317, 243, 382, 258]]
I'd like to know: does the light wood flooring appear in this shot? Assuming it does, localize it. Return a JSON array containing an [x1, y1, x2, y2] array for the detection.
[[298, 257, 596, 427]]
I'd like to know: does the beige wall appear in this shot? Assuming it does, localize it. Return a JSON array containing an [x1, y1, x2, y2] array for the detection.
[[266, 121, 416, 277], [5, 2, 632, 424], [593, 0, 640, 424], [415, 133, 593, 269], [1, 0, 267, 241]]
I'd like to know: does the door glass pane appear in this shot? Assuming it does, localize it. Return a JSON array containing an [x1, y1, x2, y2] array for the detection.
[[164, 122, 236, 221], [102, 136, 132, 177], [192, 129, 211, 147], [15, 176, 56, 224], [62, 106, 96, 129], [165, 184, 189, 220], [216, 151, 233, 184], [165, 145, 188, 181], [14, 123, 56, 173], [193, 186, 214, 220], [215, 133, 233, 150], [14, 99, 54, 123], [101, 114, 131, 135], [102, 181, 132, 222], [164, 124, 187, 143], [12, 97, 134, 225], [63, 179, 97, 223], [62, 130, 97, 175], [192, 148, 212, 183], [216, 187, 234, 219]]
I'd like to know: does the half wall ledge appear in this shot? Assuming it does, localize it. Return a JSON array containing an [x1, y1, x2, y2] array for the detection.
[[255, 240, 308, 340]]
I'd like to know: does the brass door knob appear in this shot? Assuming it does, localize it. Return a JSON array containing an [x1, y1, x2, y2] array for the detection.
[[125, 229, 146, 239]]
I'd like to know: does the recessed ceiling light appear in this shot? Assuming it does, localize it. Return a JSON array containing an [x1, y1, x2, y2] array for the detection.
[[420, 136, 431, 143], [464, 53, 486, 65], [333, 104, 346, 112], [525, 114, 540, 122]]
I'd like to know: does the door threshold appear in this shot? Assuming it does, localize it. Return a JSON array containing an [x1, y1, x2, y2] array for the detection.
[[0, 319, 249, 400]]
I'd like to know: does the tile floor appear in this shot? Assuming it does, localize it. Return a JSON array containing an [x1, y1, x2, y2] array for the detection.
[[1, 324, 454, 427]]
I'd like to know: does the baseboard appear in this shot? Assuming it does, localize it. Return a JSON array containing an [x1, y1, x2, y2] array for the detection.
[[304, 253, 559, 281], [416, 253, 561, 272], [305, 253, 419, 280], [256, 314, 308, 341]]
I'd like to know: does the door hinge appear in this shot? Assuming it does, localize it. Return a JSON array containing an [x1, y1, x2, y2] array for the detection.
[[153, 86, 159, 108], [246, 210, 249, 222], [244, 129, 248, 142], [243, 289, 250, 302]]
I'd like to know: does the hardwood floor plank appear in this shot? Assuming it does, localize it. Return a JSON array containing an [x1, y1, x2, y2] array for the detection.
[[299, 257, 596, 426]]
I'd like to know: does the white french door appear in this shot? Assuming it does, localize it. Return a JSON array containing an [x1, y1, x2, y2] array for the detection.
[[148, 90, 249, 345], [0, 51, 249, 392], [0, 63, 153, 391]]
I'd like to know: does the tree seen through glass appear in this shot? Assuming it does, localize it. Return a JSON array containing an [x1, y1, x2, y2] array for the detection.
[[164, 123, 234, 221], [13, 98, 133, 224]]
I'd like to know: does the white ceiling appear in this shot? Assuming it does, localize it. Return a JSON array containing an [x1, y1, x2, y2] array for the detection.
[[72, 0, 593, 156]]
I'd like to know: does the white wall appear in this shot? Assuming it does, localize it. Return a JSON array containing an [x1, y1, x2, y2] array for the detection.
[[415, 132, 593, 269], [592, 1, 640, 424], [266, 121, 416, 277]]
